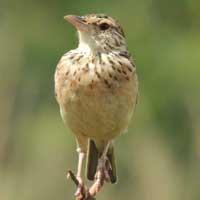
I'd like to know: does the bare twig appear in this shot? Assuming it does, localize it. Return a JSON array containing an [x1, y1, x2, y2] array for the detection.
[[67, 170, 79, 186], [67, 169, 105, 200]]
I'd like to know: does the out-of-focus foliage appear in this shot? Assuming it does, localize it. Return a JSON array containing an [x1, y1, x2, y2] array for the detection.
[[0, 0, 200, 200]]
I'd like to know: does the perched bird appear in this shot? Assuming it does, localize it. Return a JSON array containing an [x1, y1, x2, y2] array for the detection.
[[55, 14, 138, 196]]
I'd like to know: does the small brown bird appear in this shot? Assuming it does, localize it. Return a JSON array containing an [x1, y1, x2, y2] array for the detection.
[[55, 14, 138, 197]]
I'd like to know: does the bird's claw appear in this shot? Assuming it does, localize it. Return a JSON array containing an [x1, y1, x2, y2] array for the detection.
[[74, 177, 87, 200], [75, 184, 85, 200], [92, 157, 111, 193]]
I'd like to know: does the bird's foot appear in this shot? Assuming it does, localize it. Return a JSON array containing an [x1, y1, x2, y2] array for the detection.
[[74, 176, 86, 200], [92, 157, 111, 193]]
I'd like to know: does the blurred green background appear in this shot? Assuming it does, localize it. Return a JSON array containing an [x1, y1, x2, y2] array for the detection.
[[0, 0, 200, 200]]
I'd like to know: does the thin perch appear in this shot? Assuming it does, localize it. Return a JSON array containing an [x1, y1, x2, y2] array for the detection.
[[67, 169, 106, 200]]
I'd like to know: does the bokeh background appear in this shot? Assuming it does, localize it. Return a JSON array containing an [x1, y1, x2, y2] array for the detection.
[[0, 0, 200, 200]]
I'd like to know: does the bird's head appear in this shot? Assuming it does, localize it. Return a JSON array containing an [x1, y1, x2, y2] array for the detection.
[[64, 14, 127, 53]]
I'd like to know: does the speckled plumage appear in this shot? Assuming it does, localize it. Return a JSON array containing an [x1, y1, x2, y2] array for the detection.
[[55, 49, 138, 148], [54, 14, 138, 193]]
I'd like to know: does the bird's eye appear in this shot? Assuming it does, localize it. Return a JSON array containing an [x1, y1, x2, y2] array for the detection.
[[99, 23, 110, 30]]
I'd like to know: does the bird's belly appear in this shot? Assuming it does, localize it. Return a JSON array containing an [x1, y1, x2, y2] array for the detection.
[[60, 80, 137, 141]]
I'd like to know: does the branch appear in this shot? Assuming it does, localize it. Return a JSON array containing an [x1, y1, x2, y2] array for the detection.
[[67, 170, 105, 200]]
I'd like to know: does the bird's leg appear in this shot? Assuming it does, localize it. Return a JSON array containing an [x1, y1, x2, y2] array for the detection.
[[97, 142, 111, 183], [76, 151, 85, 183], [75, 151, 86, 199], [91, 141, 111, 194]]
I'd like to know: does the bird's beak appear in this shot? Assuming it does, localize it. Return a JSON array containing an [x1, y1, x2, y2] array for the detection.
[[64, 15, 89, 32]]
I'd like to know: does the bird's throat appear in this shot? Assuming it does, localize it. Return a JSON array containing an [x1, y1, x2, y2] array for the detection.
[[78, 31, 98, 53]]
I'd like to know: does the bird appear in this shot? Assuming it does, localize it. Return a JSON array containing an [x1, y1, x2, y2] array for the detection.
[[54, 14, 138, 198]]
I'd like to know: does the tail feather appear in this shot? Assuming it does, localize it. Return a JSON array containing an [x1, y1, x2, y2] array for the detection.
[[86, 139, 117, 183], [107, 145, 117, 183], [86, 139, 98, 181]]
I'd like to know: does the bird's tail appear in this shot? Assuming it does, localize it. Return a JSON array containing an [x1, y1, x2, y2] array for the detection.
[[86, 139, 117, 183]]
